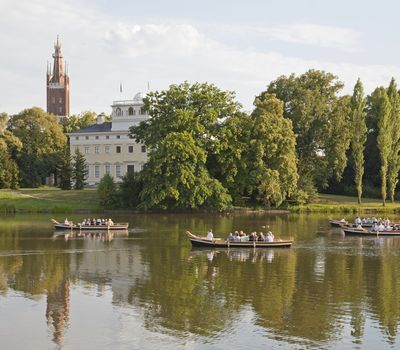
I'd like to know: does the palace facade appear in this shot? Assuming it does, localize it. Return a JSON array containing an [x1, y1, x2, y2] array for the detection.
[[68, 93, 149, 185]]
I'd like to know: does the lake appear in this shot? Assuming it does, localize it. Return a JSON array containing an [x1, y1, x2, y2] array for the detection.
[[1, 213, 400, 349]]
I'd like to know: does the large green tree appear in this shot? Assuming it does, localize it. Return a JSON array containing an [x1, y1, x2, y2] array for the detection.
[[267, 70, 350, 192], [350, 79, 367, 204], [0, 113, 21, 189], [8, 108, 67, 187], [386, 78, 400, 202], [216, 93, 298, 206], [373, 87, 392, 206], [129, 82, 240, 210], [63, 111, 98, 133]]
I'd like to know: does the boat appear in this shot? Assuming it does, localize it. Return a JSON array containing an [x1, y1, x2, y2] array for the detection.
[[342, 226, 400, 236], [52, 219, 129, 231], [186, 231, 293, 248], [329, 219, 374, 228]]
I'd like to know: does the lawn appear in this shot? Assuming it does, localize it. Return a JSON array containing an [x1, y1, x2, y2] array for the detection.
[[290, 193, 400, 213], [0, 188, 100, 213]]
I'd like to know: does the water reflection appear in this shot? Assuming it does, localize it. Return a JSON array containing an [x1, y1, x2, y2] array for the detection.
[[52, 229, 129, 242], [0, 214, 400, 349]]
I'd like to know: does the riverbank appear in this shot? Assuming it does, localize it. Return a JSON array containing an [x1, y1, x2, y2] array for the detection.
[[290, 193, 400, 213], [0, 188, 100, 214]]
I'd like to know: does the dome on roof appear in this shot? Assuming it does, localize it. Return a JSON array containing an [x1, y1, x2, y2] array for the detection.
[[133, 92, 143, 101]]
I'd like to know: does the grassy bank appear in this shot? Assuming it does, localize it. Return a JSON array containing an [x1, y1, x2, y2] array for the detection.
[[290, 194, 400, 213], [0, 188, 100, 214]]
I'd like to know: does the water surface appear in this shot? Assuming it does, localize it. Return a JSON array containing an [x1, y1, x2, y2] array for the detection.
[[1, 213, 400, 349]]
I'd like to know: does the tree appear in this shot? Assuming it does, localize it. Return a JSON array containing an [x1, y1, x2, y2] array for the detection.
[[267, 70, 349, 192], [350, 79, 367, 204], [373, 87, 392, 206], [8, 108, 67, 187], [63, 111, 97, 133], [72, 148, 87, 190], [117, 171, 143, 208], [129, 82, 239, 210], [0, 113, 21, 189], [386, 78, 400, 202], [57, 146, 72, 190], [216, 94, 298, 206], [97, 174, 116, 208]]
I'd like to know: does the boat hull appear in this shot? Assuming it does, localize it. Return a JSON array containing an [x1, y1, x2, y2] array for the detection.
[[187, 232, 292, 248], [54, 223, 129, 231], [343, 227, 400, 236]]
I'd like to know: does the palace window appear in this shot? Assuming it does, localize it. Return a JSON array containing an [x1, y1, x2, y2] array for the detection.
[[95, 165, 100, 178], [116, 146, 121, 153], [106, 135, 109, 140], [116, 164, 121, 177], [105, 146, 110, 154], [85, 136, 89, 140], [75, 136, 79, 140], [128, 107, 134, 116], [95, 145, 99, 154], [84, 146, 90, 154], [116, 135, 120, 139], [141, 145, 146, 153], [105, 164, 110, 175], [127, 165, 135, 173], [116, 107, 122, 116], [95, 136, 99, 140], [128, 145, 133, 153]]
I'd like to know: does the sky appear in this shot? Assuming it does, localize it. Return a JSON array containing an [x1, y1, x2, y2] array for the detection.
[[1, 0, 400, 115]]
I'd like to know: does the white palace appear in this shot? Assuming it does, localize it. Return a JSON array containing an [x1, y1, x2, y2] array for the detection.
[[68, 93, 149, 185]]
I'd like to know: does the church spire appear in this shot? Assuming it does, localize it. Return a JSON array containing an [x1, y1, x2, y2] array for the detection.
[[51, 35, 64, 83]]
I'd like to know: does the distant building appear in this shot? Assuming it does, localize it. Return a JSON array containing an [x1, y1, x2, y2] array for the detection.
[[47, 36, 70, 119], [68, 93, 149, 185]]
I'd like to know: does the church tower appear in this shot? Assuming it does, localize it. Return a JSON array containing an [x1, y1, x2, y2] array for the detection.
[[47, 36, 70, 119]]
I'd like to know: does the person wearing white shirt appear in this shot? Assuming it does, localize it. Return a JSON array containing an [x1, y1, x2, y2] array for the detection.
[[207, 230, 214, 241]]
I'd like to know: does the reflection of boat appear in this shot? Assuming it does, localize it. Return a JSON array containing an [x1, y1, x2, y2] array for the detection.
[[342, 227, 400, 236], [52, 219, 129, 231], [190, 248, 278, 263], [186, 232, 293, 248], [52, 229, 129, 241]]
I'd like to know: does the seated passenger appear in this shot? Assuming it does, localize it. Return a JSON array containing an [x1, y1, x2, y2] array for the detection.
[[227, 233, 234, 241], [207, 229, 214, 241], [258, 232, 265, 241]]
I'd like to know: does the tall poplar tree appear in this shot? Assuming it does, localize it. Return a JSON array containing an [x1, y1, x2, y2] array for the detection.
[[57, 146, 72, 190], [374, 87, 392, 206], [386, 78, 400, 202], [350, 79, 367, 204]]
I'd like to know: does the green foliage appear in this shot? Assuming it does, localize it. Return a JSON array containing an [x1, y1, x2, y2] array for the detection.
[[350, 78, 367, 204], [267, 70, 349, 192], [72, 148, 88, 190], [63, 111, 97, 133], [57, 146, 72, 190], [374, 87, 392, 206], [386, 78, 400, 203], [217, 93, 298, 207], [8, 107, 67, 187], [117, 171, 143, 208], [97, 174, 116, 208], [130, 82, 237, 210]]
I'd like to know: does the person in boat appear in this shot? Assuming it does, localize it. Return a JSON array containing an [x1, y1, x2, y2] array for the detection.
[[207, 229, 214, 241], [378, 222, 385, 231], [227, 233, 234, 241], [108, 218, 114, 226], [266, 231, 274, 242], [64, 218, 71, 226], [355, 217, 362, 225], [258, 232, 265, 241]]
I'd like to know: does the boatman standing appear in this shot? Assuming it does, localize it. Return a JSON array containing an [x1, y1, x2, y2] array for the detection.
[[207, 229, 214, 241]]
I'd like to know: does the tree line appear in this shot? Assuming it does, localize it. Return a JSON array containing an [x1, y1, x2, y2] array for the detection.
[[0, 108, 92, 190], [2, 69, 400, 209]]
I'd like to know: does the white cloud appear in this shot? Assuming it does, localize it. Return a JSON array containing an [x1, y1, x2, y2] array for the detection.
[[0, 0, 397, 115], [263, 23, 361, 49]]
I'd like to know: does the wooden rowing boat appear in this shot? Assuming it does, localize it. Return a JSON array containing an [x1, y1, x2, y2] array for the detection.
[[342, 227, 400, 236], [186, 231, 293, 248], [52, 219, 129, 231], [329, 219, 374, 228]]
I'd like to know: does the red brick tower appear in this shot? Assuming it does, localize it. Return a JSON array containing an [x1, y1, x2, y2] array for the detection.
[[46, 36, 70, 119]]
